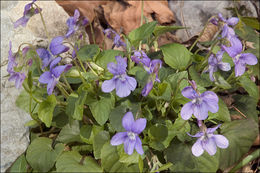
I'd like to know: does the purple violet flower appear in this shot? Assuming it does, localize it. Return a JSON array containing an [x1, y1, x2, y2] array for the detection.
[[131, 51, 162, 96], [39, 57, 72, 95], [36, 36, 69, 68], [131, 50, 151, 69], [211, 13, 239, 39], [218, 13, 239, 26], [7, 41, 26, 89], [221, 24, 236, 39], [101, 56, 137, 97], [188, 124, 229, 157], [110, 112, 147, 155], [14, 0, 41, 28], [206, 50, 231, 81], [22, 46, 30, 56], [104, 29, 126, 48], [180, 82, 219, 120], [141, 60, 162, 96], [141, 80, 154, 97], [219, 13, 239, 39], [9, 72, 26, 89], [7, 41, 17, 73], [222, 37, 258, 77], [65, 9, 88, 38]]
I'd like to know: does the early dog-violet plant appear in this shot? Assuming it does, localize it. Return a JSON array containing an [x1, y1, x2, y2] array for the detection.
[[6, 1, 259, 172]]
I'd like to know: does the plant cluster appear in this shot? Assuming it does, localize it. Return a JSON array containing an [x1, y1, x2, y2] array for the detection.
[[7, 1, 259, 172]]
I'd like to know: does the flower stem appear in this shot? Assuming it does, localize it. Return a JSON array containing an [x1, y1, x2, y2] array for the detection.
[[89, 22, 96, 44], [226, 71, 235, 83], [199, 38, 220, 71], [189, 16, 216, 52], [229, 149, 260, 173], [86, 62, 98, 76], [34, 4, 50, 40], [56, 83, 69, 98], [62, 73, 73, 93], [27, 84, 43, 134], [140, 0, 144, 26], [22, 83, 42, 103]]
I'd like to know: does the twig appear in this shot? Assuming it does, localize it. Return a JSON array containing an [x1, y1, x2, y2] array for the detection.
[[232, 105, 247, 118], [180, 1, 190, 39]]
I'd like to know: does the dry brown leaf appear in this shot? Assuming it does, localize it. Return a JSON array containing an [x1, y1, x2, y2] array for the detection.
[[198, 23, 219, 42], [246, 41, 256, 49], [253, 133, 260, 146], [56, 1, 176, 46], [103, 1, 175, 34], [157, 32, 181, 47], [55, 1, 107, 22]]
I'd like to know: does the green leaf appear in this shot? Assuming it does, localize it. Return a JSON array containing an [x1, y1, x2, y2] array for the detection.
[[230, 148, 260, 172], [138, 155, 143, 173], [158, 67, 175, 82], [135, 69, 150, 87], [128, 21, 157, 46], [214, 74, 231, 89], [56, 120, 82, 144], [82, 72, 99, 82], [166, 71, 189, 102], [219, 119, 258, 170], [65, 67, 81, 78], [208, 98, 231, 122], [24, 119, 38, 127], [101, 142, 139, 172], [241, 17, 260, 30], [153, 25, 186, 37], [66, 88, 87, 121], [16, 90, 38, 114], [75, 86, 87, 120], [172, 117, 190, 142], [150, 81, 172, 101], [152, 162, 173, 173], [149, 124, 168, 141], [38, 95, 57, 127], [66, 93, 78, 118], [9, 154, 28, 172], [56, 151, 102, 172], [26, 137, 64, 172], [109, 105, 128, 132], [231, 95, 258, 122], [161, 43, 191, 70], [71, 145, 93, 153], [165, 139, 219, 172], [167, 71, 188, 91], [239, 76, 259, 101], [162, 120, 176, 148], [95, 50, 124, 69], [189, 66, 212, 87], [27, 71, 33, 90], [80, 125, 92, 143], [52, 111, 69, 128], [118, 145, 139, 165], [128, 66, 144, 76], [93, 131, 110, 159], [77, 44, 100, 62], [80, 125, 104, 145], [89, 95, 114, 125]]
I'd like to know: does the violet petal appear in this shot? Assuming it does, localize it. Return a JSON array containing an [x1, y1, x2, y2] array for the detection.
[[131, 118, 146, 134], [122, 112, 135, 131], [110, 132, 127, 146], [102, 78, 116, 93]]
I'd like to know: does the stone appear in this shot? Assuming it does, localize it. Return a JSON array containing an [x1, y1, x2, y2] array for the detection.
[[0, 1, 80, 171], [168, 1, 258, 42]]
